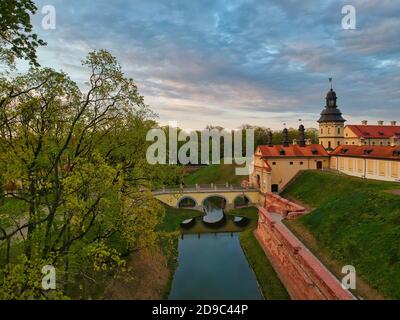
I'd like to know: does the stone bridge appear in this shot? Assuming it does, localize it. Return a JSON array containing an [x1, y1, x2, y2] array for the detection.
[[153, 184, 261, 211]]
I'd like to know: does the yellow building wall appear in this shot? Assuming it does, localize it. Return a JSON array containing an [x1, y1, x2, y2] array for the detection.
[[330, 155, 400, 182], [343, 126, 393, 146], [269, 157, 329, 192], [250, 154, 271, 194], [319, 122, 345, 149]]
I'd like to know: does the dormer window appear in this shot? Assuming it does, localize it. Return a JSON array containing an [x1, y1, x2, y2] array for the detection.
[[364, 149, 373, 155], [311, 149, 318, 155], [279, 149, 285, 155]]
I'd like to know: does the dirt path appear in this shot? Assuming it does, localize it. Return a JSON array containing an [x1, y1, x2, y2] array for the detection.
[[103, 245, 171, 300]]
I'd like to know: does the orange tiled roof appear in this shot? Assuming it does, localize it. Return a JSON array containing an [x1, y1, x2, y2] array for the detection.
[[347, 125, 400, 139], [256, 144, 329, 158], [331, 145, 400, 160]]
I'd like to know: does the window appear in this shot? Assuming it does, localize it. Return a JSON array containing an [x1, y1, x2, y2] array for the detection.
[[339, 157, 345, 170], [321, 128, 323, 134], [379, 161, 385, 176], [328, 128, 331, 134], [328, 141, 331, 149], [357, 160, 363, 173], [348, 159, 354, 172], [337, 141, 341, 146], [271, 184, 279, 192], [289, 162, 293, 165], [352, 141, 355, 145], [272, 162, 276, 165], [372, 142, 375, 145], [338, 128, 340, 134], [367, 160, 374, 174], [300, 161, 303, 165], [391, 162, 398, 178]]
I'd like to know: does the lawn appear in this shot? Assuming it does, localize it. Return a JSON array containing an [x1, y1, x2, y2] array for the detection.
[[235, 207, 289, 300], [282, 170, 400, 299], [183, 164, 246, 185], [240, 229, 290, 300]]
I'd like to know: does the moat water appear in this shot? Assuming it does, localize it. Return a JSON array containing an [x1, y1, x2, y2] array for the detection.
[[168, 198, 263, 300]]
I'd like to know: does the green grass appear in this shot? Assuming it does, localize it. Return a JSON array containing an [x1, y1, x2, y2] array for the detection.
[[183, 164, 245, 185], [158, 205, 202, 232], [240, 229, 290, 299], [229, 207, 290, 300], [282, 170, 400, 299]]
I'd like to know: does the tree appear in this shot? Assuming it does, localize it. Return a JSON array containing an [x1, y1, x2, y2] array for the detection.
[[0, 0, 46, 66], [0, 50, 176, 298]]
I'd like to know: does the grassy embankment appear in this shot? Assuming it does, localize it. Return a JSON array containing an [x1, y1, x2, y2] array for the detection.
[[183, 163, 245, 185], [282, 170, 400, 299], [234, 207, 290, 300]]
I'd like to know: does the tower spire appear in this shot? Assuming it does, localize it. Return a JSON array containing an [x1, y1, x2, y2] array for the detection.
[[329, 77, 333, 90]]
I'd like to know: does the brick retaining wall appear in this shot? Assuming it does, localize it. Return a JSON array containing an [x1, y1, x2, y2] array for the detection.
[[255, 205, 354, 300], [264, 192, 306, 219]]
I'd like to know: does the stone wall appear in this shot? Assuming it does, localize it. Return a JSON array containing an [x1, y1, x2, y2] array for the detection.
[[255, 206, 354, 300], [264, 192, 306, 219]]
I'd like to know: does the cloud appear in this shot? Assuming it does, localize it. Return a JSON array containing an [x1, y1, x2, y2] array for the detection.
[[24, 0, 400, 129]]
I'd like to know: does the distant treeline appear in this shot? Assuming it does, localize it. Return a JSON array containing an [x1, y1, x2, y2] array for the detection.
[[156, 125, 319, 164]]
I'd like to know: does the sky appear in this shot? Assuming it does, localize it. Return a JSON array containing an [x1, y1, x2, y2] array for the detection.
[[22, 0, 400, 130]]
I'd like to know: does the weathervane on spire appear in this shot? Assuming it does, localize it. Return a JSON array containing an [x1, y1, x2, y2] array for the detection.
[[329, 77, 333, 90]]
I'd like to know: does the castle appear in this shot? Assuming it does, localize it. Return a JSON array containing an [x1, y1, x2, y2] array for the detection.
[[318, 81, 400, 149], [250, 81, 400, 193]]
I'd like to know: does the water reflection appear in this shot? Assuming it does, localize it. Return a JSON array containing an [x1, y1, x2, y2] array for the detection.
[[180, 196, 250, 233], [168, 233, 263, 300], [169, 196, 262, 300]]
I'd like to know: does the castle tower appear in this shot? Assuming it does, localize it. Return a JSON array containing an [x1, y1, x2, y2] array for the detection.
[[317, 79, 346, 151]]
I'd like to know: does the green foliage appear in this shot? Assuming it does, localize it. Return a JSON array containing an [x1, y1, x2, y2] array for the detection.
[[283, 171, 400, 298], [0, 50, 178, 299], [0, 0, 46, 66], [184, 164, 245, 185], [0, 255, 66, 299]]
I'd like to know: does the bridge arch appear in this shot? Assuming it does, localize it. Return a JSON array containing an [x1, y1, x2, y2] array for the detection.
[[201, 194, 229, 209], [177, 196, 198, 208], [233, 194, 250, 208]]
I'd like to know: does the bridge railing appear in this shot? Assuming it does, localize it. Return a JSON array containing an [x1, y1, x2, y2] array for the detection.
[[152, 183, 258, 194]]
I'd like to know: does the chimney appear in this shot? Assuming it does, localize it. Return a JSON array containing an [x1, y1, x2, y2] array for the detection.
[[292, 139, 297, 145], [298, 124, 306, 147], [377, 120, 384, 125], [267, 131, 273, 147], [305, 139, 312, 145], [282, 128, 289, 147], [391, 121, 397, 126], [361, 120, 368, 125]]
